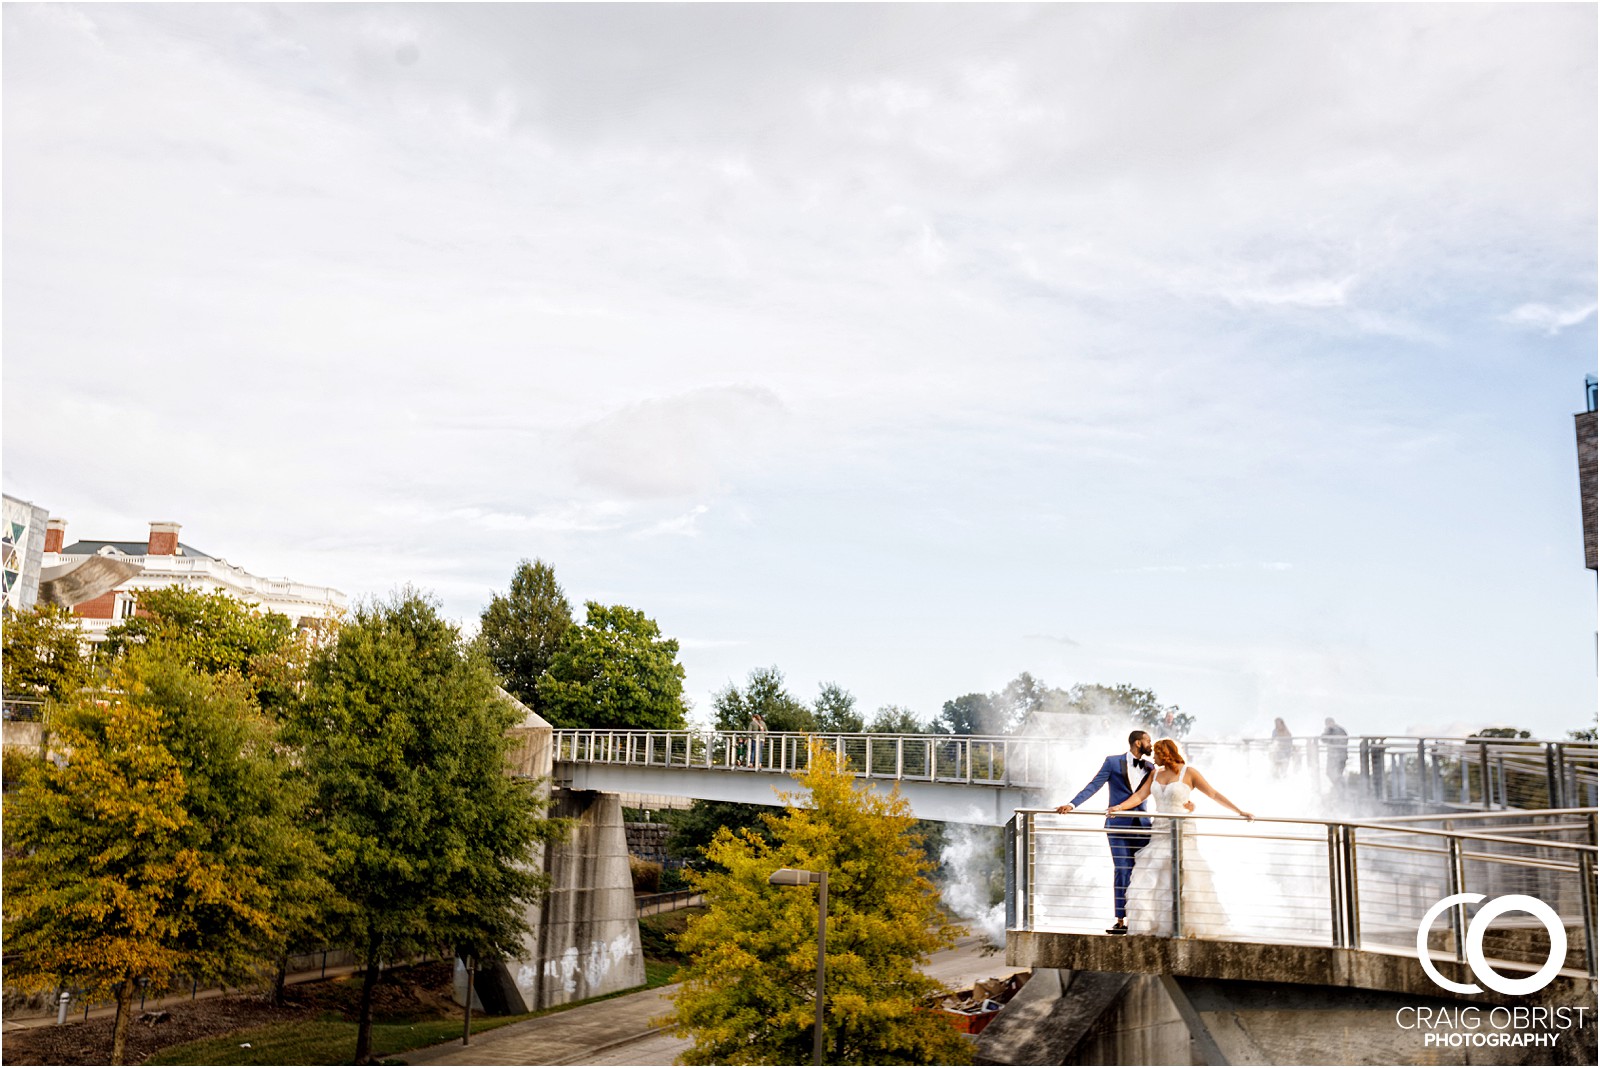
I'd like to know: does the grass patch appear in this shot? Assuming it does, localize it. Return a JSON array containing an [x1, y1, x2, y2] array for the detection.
[[149, 963, 682, 1065], [644, 959, 680, 987], [144, 1012, 531, 1066], [637, 904, 706, 960]]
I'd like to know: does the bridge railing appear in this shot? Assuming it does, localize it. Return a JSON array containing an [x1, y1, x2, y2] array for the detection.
[[552, 729, 1598, 812], [552, 729, 1057, 787], [1007, 807, 1598, 982]]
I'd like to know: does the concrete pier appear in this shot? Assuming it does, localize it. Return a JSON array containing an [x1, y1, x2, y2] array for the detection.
[[981, 934, 1597, 1065]]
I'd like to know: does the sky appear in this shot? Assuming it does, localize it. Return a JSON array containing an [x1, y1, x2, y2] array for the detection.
[[4, 3, 1596, 741]]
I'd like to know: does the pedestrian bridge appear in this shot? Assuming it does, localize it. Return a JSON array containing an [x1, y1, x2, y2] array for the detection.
[[551, 729, 1597, 826]]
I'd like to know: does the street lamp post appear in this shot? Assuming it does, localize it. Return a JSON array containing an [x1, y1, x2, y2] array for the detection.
[[768, 867, 827, 1066]]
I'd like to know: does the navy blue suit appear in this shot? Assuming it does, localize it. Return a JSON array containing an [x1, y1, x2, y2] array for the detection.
[[1068, 753, 1155, 920]]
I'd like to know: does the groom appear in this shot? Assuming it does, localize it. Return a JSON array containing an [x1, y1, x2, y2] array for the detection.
[[1056, 730, 1178, 934]]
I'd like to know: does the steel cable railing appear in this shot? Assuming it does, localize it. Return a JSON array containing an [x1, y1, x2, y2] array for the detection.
[[1007, 808, 1598, 981]]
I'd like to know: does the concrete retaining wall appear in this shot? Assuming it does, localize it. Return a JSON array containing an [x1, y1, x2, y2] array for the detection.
[[625, 821, 672, 864]]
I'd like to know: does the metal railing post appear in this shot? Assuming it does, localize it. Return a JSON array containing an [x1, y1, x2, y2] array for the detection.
[[1446, 837, 1467, 962], [1023, 812, 1034, 931], [1480, 741, 1491, 810], [896, 737, 903, 779], [1579, 852, 1596, 979], [1005, 814, 1018, 931], [1170, 818, 1184, 938], [1341, 825, 1361, 949], [1326, 824, 1344, 947]]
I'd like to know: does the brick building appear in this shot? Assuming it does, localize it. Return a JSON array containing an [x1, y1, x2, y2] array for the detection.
[[44, 519, 346, 639]]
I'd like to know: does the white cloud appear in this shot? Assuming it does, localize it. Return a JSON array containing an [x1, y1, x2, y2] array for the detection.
[[3, 3, 1593, 738], [1499, 301, 1598, 335]]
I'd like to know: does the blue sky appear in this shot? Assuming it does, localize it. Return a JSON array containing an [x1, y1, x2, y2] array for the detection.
[[4, 3, 1595, 739]]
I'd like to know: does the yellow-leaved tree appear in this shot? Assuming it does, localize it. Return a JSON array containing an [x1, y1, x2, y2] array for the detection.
[[2, 647, 320, 1065], [669, 742, 971, 1065]]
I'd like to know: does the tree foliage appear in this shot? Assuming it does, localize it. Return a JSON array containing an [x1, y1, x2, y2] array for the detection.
[[868, 704, 927, 734], [2, 648, 318, 1064], [102, 588, 305, 717], [814, 681, 863, 733], [537, 602, 687, 729], [670, 744, 970, 1065], [287, 591, 558, 1063], [1067, 683, 1193, 738], [934, 692, 1000, 735], [665, 800, 775, 872], [477, 559, 573, 717], [1, 601, 88, 702], [936, 674, 1194, 737], [713, 666, 816, 732]]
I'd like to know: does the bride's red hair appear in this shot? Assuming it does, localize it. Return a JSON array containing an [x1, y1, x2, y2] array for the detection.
[[1152, 737, 1185, 767]]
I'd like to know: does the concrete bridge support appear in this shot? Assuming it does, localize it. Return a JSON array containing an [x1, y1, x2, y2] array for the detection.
[[455, 694, 646, 1013], [980, 935, 1597, 1066], [459, 789, 646, 1013]]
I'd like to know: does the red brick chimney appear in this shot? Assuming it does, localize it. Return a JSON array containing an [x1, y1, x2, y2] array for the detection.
[[147, 521, 181, 556], [44, 518, 67, 554]]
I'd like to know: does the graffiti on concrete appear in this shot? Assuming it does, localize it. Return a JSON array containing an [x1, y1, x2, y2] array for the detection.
[[541, 930, 637, 995]]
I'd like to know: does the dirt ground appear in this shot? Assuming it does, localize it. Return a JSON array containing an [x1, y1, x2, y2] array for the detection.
[[2, 960, 458, 1066]]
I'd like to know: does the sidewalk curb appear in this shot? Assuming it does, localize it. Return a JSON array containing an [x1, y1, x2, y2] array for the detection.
[[545, 1026, 669, 1064]]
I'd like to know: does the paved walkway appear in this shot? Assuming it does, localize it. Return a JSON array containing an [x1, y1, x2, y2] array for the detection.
[[401, 985, 677, 1066], [401, 935, 1022, 1066]]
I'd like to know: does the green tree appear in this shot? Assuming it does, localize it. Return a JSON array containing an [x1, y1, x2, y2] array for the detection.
[[671, 743, 970, 1065], [868, 704, 926, 734], [102, 588, 303, 717], [478, 559, 574, 716], [1, 601, 88, 702], [665, 800, 775, 872], [288, 591, 558, 1063], [536, 602, 687, 729], [1472, 726, 1533, 739], [814, 682, 863, 732], [713, 666, 816, 732], [933, 692, 999, 736], [2, 648, 318, 1065], [1067, 683, 1193, 738]]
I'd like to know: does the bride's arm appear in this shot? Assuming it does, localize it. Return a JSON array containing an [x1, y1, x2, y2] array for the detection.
[[1188, 768, 1254, 820], [1108, 776, 1153, 814]]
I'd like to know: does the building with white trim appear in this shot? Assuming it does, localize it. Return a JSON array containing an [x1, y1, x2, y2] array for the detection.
[[44, 519, 346, 639]]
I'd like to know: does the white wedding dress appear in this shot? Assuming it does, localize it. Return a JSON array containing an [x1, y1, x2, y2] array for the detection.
[[1124, 772, 1230, 937]]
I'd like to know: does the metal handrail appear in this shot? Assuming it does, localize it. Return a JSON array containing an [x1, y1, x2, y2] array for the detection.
[[1016, 807, 1599, 853]]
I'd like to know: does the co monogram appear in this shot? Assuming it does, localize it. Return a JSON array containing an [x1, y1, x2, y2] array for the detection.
[[1416, 894, 1567, 996]]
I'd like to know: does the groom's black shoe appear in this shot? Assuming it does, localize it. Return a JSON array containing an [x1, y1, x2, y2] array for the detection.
[[1105, 923, 1128, 935]]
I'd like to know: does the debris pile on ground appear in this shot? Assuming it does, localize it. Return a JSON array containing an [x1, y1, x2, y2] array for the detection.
[[935, 972, 1029, 1035]]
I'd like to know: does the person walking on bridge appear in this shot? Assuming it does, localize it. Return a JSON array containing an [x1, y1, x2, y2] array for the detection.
[[747, 711, 768, 768]]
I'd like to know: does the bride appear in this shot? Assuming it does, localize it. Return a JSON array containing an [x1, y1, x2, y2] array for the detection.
[[1107, 737, 1254, 937]]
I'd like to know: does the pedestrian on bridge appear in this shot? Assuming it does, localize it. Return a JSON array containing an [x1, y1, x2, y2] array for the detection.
[[747, 711, 767, 768], [1322, 717, 1348, 787]]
